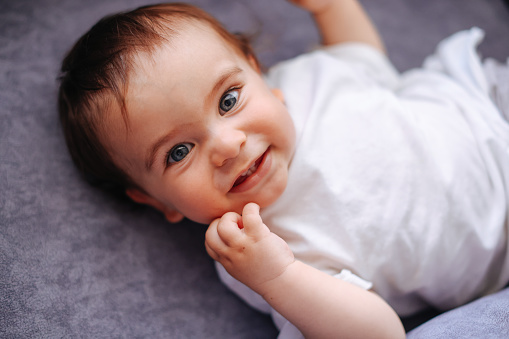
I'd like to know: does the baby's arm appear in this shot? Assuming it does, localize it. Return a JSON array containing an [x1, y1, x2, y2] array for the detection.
[[291, 0, 385, 52], [205, 203, 404, 339]]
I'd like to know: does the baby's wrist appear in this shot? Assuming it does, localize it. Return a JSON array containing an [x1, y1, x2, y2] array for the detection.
[[255, 259, 298, 298]]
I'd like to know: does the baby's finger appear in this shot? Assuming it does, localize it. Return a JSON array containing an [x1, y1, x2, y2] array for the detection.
[[204, 239, 219, 261], [242, 203, 270, 238], [216, 212, 244, 247], [205, 218, 225, 252]]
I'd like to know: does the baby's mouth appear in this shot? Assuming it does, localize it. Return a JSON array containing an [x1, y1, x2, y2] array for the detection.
[[232, 153, 264, 188]]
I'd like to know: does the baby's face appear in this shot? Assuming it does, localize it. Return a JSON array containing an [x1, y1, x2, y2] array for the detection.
[[100, 23, 296, 224]]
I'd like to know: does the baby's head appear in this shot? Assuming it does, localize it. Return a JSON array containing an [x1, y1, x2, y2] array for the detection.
[[59, 3, 296, 224]]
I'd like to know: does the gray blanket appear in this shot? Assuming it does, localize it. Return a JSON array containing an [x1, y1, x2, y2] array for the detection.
[[2, 0, 509, 337]]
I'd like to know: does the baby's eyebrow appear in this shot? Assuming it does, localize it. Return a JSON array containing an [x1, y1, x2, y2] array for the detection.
[[206, 66, 243, 105]]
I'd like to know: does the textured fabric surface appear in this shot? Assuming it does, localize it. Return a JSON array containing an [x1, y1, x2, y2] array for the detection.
[[407, 287, 509, 338], [1, 0, 508, 338]]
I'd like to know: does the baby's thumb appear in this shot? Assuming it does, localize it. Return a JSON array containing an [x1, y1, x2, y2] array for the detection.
[[243, 202, 260, 215], [242, 203, 266, 236]]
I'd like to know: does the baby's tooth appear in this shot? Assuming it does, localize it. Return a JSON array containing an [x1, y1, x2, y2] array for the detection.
[[240, 162, 258, 179]]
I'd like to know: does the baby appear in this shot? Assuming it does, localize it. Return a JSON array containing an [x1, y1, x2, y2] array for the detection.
[[58, 0, 509, 338]]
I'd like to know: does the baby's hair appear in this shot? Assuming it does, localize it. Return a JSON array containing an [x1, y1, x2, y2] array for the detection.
[[58, 2, 258, 193]]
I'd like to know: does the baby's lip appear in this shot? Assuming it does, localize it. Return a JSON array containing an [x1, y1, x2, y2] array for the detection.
[[229, 148, 270, 193]]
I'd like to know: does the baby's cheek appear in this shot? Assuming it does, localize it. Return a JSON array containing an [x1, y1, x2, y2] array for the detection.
[[179, 196, 236, 225]]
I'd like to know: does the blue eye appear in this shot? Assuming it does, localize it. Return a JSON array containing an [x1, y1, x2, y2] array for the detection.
[[219, 89, 239, 115], [166, 143, 194, 165]]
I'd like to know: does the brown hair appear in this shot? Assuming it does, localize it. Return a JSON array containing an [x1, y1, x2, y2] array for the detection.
[[58, 2, 258, 193]]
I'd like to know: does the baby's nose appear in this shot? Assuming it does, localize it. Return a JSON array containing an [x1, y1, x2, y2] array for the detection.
[[210, 128, 247, 167]]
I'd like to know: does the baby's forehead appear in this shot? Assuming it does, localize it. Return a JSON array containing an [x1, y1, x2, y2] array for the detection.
[[131, 20, 237, 72], [121, 20, 248, 114]]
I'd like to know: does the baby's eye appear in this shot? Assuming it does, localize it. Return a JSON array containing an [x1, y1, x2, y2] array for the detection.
[[219, 89, 239, 115], [166, 143, 194, 166]]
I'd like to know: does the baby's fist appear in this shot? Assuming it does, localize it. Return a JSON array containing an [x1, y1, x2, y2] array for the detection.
[[205, 203, 295, 294]]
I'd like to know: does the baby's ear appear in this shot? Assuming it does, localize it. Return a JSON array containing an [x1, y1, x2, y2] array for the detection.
[[125, 188, 184, 223], [163, 209, 185, 223]]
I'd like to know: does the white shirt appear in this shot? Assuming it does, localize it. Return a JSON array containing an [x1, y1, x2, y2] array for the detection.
[[217, 28, 509, 337]]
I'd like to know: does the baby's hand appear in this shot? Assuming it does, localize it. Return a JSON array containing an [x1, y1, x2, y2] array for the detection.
[[205, 203, 295, 294], [289, 0, 334, 14]]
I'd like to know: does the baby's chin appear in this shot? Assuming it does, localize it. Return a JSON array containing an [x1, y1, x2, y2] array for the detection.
[[191, 201, 269, 225], [188, 177, 289, 225]]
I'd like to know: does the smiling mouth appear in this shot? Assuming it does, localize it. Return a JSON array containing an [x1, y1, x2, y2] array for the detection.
[[232, 152, 265, 188], [229, 147, 272, 194]]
